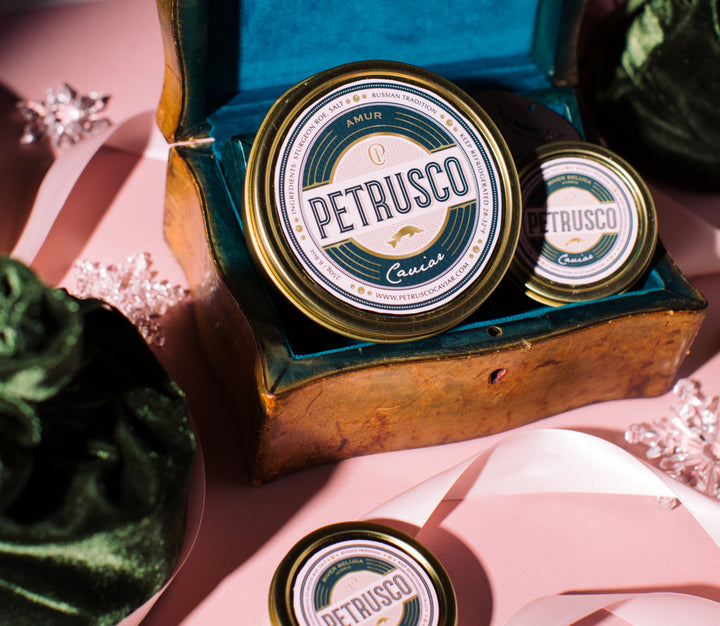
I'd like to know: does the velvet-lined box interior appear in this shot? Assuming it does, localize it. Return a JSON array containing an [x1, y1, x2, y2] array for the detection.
[[176, 132, 705, 395], [160, 0, 583, 142], [158, 0, 706, 395]]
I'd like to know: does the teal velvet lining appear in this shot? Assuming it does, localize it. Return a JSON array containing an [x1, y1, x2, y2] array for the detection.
[[0, 258, 196, 625], [265, 248, 670, 360], [212, 132, 685, 362], [204, 0, 571, 139], [230, 0, 537, 93], [209, 82, 679, 362], [175, 0, 700, 369], [208, 57, 556, 142], [176, 133, 703, 398]]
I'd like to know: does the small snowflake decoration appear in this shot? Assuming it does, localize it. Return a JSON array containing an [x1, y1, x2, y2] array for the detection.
[[626, 379, 720, 499], [72, 253, 188, 346], [17, 83, 111, 148]]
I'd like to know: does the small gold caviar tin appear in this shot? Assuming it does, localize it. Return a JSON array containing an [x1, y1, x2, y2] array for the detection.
[[243, 60, 521, 342], [509, 142, 658, 306], [269, 521, 457, 626]]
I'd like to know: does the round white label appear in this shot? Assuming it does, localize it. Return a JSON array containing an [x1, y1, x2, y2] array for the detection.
[[517, 156, 640, 285], [275, 78, 504, 315], [292, 538, 440, 626]]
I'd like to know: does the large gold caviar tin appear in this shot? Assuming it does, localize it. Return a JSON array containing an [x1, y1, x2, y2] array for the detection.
[[243, 60, 521, 342], [509, 141, 658, 306], [269, 521, 457, 626]]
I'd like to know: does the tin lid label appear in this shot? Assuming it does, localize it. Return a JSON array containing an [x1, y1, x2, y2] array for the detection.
[[517, 155, 640, 285], [275, 78, 504, 315], [510, 141, 657, 305], [292, 538, 440, 626]]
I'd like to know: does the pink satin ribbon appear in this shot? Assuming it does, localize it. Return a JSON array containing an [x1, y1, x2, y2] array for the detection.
[[509, 591, 720, 626], [364, 429, 720, 625], [10, 110, 165, 267]]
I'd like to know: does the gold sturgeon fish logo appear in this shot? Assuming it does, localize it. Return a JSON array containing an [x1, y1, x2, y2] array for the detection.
[[387, 225, 424, 248]]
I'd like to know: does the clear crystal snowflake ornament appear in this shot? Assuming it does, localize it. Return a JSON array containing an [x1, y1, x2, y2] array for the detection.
[[626, 379, 720, 499], [72, 253, 187, 346], [17, 83, 112, 148]]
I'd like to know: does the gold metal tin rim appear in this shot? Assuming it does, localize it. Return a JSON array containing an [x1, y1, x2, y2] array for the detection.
[[243, 60, 521, 343], [268, 521, 458, 626], [510, 141, 658, 306]]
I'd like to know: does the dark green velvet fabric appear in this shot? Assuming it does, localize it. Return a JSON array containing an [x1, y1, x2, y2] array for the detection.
[[0, 257, 196, 625], [581, 0, 720, 190]]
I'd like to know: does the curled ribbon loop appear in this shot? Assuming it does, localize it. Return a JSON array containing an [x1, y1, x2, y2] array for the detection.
[[507, 592, 720, 626], [11, 110, 163, 267], [364, 428, 720, 625]]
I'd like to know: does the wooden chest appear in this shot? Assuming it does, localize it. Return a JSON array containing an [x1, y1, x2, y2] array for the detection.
[[156, 0, 707, 482]]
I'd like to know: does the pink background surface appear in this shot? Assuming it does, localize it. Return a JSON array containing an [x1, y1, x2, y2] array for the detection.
[[2, 1, 720, 624]]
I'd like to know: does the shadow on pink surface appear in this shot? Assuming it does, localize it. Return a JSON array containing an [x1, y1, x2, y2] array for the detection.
[[31, 146, 143, 284], [140, 269, 720, 624], [677, 273, 720, 378], [143, 299, 336, 623], [0, 83, 53, 254]]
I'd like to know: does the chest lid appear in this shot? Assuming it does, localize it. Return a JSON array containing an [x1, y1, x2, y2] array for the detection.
[[156, 0, 585, 144]]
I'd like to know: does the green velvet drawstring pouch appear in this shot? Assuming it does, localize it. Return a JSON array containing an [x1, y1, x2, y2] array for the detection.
[[0, 257, 196, 625], [581, 0, 720, 190]]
